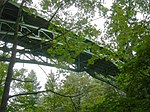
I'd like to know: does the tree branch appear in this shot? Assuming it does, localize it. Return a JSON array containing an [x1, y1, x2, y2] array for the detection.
[[38, 65, 49, 77], [12, 78, 34, 83], [9, 89, 83, 99], [70, 97, 78, 112], [21, 3, 63, 38]]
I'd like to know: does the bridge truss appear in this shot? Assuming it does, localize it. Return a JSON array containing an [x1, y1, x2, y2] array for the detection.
[[0, 1, 119, 82]]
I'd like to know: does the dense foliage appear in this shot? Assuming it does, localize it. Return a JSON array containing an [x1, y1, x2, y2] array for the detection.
[[0, 0, 150, 111]]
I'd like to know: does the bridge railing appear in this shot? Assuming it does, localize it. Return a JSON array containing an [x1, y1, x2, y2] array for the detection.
[[0, 18, 55, 41]]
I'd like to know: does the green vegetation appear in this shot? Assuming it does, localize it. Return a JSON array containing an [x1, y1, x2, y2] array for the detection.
[[0, 0, 150, 111]]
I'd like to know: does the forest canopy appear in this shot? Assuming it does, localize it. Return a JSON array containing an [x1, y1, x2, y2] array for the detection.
[[0, 0, 150, 111]]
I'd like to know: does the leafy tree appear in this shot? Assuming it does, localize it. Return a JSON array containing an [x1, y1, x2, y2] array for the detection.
[[1, 0, 149, 111], [0, 62, 41, 111], [0, 62, 8, 103], [38, 70, 114, 112], [87, 0, 150, 111], [8, 69, 41, 112], [38, 71, 63, 112], [40, 0, 109, 66]]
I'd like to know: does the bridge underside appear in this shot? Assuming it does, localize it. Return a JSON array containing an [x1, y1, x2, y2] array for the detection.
[[0, 1, 119, 78]]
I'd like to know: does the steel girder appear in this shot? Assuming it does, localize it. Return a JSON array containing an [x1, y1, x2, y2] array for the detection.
[[0, 1, 120, 77]]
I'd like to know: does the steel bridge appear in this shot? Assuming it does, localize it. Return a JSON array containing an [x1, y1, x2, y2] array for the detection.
[[0, 1, 119, 78]]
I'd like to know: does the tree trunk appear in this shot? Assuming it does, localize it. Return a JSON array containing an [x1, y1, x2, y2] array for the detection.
[[0, 1, 25, 111]]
